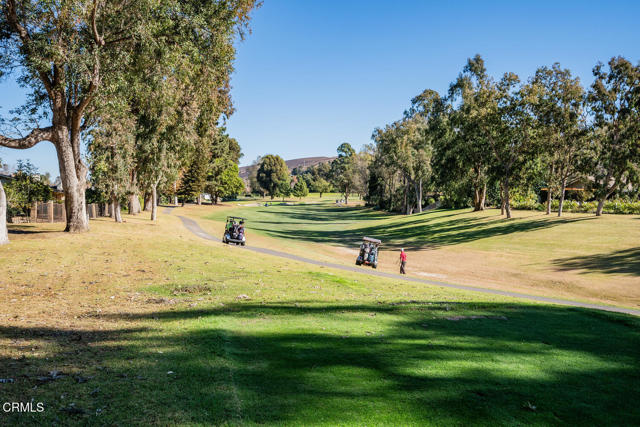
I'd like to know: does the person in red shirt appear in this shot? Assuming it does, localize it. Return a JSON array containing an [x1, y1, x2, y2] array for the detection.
[[399, 248, 407, 274]]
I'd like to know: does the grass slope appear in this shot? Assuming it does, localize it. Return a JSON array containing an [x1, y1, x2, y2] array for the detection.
[[199, 202, 640, 309], [0, 212, 639, 425]]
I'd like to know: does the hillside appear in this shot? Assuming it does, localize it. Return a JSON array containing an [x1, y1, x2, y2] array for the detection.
[[239, 156, 336, 178]]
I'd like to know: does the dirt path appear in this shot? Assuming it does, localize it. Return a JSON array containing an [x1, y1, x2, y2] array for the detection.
[[175, 214, 640, 317]]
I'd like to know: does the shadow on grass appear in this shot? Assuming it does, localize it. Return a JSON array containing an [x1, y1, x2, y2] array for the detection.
[[1, 302, 639, 425], [246, 205, 595, 250], [553, 247, 640, 276], [7, 224, 63, 235]]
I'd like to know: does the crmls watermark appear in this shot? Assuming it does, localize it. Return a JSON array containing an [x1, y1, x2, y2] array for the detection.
[[2, 402, 45, 413]]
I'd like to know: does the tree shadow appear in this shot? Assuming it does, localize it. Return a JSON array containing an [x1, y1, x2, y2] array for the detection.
[[552, 247, 640, 276], [7, 224, 64, 235], [246, 205, 594, 250], [2, 301, 639, 425]]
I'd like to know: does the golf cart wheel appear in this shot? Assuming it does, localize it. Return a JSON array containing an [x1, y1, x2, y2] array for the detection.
[[372, 263, 377, 269], [241, 242, 245, 246]]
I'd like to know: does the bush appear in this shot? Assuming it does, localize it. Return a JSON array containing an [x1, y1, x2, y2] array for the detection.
[[510, 198, 640, 214], [427, 197, 436, 206], [510, 192, 539, 211]]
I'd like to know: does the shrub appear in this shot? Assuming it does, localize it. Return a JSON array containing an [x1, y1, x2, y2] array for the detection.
[[510, 198, 640, 214]]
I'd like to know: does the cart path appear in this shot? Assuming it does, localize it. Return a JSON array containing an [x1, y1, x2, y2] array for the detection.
[[176, 214, 640, 317]]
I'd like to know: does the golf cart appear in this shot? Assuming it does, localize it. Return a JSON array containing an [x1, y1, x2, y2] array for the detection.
[[356, 237, 381, 268], [222, 216, 246, 246]]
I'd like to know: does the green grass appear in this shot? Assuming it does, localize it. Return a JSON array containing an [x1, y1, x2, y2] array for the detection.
[[1, 214, 640, 425], [201, 203, 640, 309]]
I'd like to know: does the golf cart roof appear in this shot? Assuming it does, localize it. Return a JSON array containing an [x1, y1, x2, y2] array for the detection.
[[226, 216, 246, 221], [362, 237, 381, 244]]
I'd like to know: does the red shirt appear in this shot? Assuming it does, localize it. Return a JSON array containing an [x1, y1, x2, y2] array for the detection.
[[400, 252, 407, 262]]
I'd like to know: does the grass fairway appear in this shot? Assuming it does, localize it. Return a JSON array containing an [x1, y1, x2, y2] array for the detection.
[[199, 202, 640, 309], [1, 211, 639, 425]]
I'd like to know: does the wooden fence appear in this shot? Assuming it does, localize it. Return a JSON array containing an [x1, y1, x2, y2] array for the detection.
[[8, 201, 112, 223]]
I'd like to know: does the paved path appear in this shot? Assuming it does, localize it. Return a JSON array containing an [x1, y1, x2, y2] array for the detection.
[[175, 214, 640, 317]]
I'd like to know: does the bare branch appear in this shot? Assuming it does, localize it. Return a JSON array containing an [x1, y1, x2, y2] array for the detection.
[[0, 127, 54, 149]]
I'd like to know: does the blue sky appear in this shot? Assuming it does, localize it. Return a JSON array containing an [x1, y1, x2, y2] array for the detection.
[[1, 0, 639, 176]]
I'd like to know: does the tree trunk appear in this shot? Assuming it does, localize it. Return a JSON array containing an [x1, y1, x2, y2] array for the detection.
[[197, 194, 202, 205], [415, 180, 423, 213], [151, 184, 158, 221], [0, 180, 8, 245], [54, 118, 89, 233], [112, 196, 122, 223], [546, 189, 552, 215], [545, 164, 554, 215], [500, 183, 505, 216], [214, 194, 219, 205], [143, 193, 152, 211], [596, 197, 606, 216], [504, 180, 512, 219], [173, 182, 178, 205], [473, 183, 486, 211], [128, 193, 141, 215], [557, 177, 567, 217]]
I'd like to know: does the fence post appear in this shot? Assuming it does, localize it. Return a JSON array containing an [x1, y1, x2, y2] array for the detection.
[[30, 201, 37, 223], [48, 200, 54, 223]]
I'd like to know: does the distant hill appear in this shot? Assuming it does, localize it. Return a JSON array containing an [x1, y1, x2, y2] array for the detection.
[[239, 156, 336, 178]]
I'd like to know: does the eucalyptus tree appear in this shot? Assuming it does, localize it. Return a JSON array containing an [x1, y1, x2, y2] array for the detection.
[[88, 126, 134, 223], [587, 57, 640, 216], [0, 0, 153, 232], [530, 64, 587, 216], [485, 73, 538, 219], [446, 55, 496, 211], [132, 0, 256, 219], [330, 143, 356, 204], [404, 89, 443, 212], [352, 147, 374, 201]]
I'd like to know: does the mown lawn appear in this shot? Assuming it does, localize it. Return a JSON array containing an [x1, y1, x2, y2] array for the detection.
[[199, 203, 640, 309], [0, 212, 639, 425]]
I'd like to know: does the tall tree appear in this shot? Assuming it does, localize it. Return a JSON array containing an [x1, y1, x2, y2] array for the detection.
[[587, 57, 640, 216], [484, 73, 538, 219], [0, 0, 153, 232], [330, 143, 356, 204], [530, 64, 587, 216], [446, 55, 496, 211], [88, 108, 136, 223], [257, 155, 289, 199]]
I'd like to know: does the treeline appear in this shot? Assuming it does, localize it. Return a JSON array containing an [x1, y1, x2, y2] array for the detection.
[[367, 55, 640, 217], [0, 0, 259, 243], [245, 144, 371, 202]]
